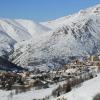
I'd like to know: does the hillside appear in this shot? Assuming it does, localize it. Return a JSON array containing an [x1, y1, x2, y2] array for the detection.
[[0, 57, 23, 71], [56, 74, 100, 100], [0, 19, 50, 58]]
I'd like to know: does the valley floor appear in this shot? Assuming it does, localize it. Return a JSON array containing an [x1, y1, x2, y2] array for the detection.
[[0, 74, 100, 100], [0, 81, 66, 100]]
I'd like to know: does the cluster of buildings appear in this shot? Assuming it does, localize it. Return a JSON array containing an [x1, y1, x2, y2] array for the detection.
[[0, 55, 99, 92]]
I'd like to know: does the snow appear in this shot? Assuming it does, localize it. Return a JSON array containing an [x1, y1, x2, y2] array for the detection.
[[0, 87, 53, 100], [16, 19, 51, 37], [0, 81, 67, 100], [0, 19, 31, 42], [56, 74, 100, 100], [41, 4, 100, 30], [0, 18, 51, 57]]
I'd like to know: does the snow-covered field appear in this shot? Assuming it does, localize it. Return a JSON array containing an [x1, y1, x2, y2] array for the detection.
[[56, 74, 100, 100], [0, 81, 67, 100], [0, 86, 54, 100]]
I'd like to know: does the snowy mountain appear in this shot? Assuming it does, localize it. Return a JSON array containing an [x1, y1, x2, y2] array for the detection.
[[16, 19, 51, 37], [0, 19, 31, 42], [0, 19, 50, 57], [10, 4, 100, 68], [42, 4, 100, 29], [0, 4, 100, 68]]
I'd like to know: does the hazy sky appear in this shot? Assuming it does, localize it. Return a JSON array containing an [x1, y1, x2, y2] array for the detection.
[[0, 0, 100, 22]]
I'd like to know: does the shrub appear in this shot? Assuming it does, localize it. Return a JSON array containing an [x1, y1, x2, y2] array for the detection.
[[93, 93, 100, 100], [52, 85, 62, 97], [62, 81, 71, 93]]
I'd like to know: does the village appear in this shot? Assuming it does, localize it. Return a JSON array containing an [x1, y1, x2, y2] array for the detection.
[[0, 55, 100, 99]]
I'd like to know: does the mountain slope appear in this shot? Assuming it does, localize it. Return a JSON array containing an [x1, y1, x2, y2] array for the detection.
[[0, 19, 31, 42], [0, 19, 50, 58], [41, 4, 100, 29], [10, 4, 100, 68], [0, 30, 15, 57], [0, 57, 23, 71], [15, 19, 51, 37], [56, 74, 100, 100]]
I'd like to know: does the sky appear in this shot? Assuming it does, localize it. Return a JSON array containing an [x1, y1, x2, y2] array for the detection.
[[0, 0, 100, 22]]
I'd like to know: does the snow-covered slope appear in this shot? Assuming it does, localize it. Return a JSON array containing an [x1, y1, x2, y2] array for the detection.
[[0, 19, 31, 42], [0, 19, 50, 57], [16, 19, 51, 37], [56, 74, 100, 100], [10, 4, 100, 67], [0, 30, 15, 57], [41, 4, 100, 29]]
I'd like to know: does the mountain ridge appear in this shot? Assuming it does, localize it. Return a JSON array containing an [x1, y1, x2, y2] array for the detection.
[[1, 4, 100, 69]]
